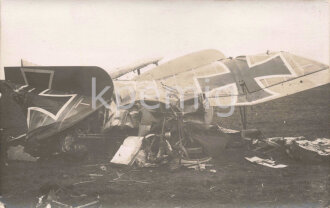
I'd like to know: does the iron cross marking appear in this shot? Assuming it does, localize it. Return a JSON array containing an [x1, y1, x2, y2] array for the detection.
[[19, 69, 75, 123], [196, 55, 293, 102], [27, 90, 74, 117]]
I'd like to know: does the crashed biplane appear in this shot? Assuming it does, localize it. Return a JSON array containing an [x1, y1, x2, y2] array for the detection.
[[0, 49, 329, 159]]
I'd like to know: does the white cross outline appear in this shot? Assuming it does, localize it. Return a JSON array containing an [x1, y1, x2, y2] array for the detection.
[[20, 68, 54, 89], [193, 53, 297, 105], [193, 61, 239, 97], [27, 89, 77, 129], [242, 52, 297, 105], [20, 68, 78, 128], [14, 85, 29, 92]]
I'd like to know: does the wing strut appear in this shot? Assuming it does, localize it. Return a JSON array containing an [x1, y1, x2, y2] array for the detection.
[[239, 106, 247, 130], [239, 80, 247, 130], [239, 80, 265, 140]]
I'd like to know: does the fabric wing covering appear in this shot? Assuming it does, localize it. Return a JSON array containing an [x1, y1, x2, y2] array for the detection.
[[115, 50, 329, 107]]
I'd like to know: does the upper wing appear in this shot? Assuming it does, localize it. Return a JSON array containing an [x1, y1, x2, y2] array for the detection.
[[113, 49, 225, 110], [201, 51, 329, 106], [134, 51, 328, 107], [134, 49, 226, 81], [2, 66, 114, 141]]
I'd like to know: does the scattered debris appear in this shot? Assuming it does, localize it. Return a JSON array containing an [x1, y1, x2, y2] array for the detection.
[[245, 156, 287, 168], [181, 157, 212, 165], [216, 124, 239, 134], [7, 133, 26, 143], [181, 157, 213, 171], [109, 171, 150, 184], [110, 136, 144, 165], [113, 171, 125, 181], [293, 138, 330, 156], [108, 179, 150, 184], [265, 136, 305, 146], [260, 137, 330, 163], [134, 150, 158, 168], [72, 180, 96, 186], [83, 163, 109, 167], [88, 174, 103, 177], [50, 200, 71, 207], [39, 199, 100, 208], [241, 129, 263, 141], [209, 186, 216, 190], [60, 134, 88, 156], [36, 183, 100, 208], [110, 132, 176, 168], [99, 165, 107, 171], [209, 169, 217, 173], [7, 145, 38, 162], [187, 163, 206, 171], [287, 138, 330, 162], [75, 200, 99, 208]]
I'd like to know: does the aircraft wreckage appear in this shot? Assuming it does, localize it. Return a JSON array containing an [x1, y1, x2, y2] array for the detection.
[[0, 49, 329, 166]]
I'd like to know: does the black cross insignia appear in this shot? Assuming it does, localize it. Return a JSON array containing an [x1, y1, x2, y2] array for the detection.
[[196, 55, 293, 103], [17, 68, 77, 128], [27, 89, 74, 118]]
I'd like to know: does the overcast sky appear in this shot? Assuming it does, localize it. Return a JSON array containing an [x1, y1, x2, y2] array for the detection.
[[1, 0, 329, 79]]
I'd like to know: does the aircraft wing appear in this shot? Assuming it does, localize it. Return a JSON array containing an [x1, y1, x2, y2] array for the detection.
[[200, 51, 329, 106], [134, 49, 226, 81], [1, 66, 113, 142], [113, 49, 226, 111], [130, 50, 329, 107]]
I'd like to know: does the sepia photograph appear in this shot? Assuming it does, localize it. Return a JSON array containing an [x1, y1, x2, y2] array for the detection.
[[0, 0, 329, 207]]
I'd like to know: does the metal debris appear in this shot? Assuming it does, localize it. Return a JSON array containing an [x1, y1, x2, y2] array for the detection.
[[7, 145, 38, 162], [110, 136, 144, 165], [245, 156, 287, 168]]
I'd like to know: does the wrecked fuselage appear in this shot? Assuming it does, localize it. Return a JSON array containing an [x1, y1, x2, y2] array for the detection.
[[0, 77, 214, 160], [1, 49, 329, 161]]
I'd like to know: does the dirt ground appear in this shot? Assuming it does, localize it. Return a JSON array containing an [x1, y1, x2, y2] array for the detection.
[[0, 84, 329, 208]]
